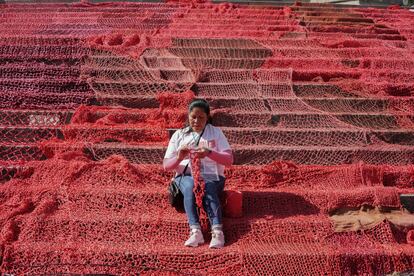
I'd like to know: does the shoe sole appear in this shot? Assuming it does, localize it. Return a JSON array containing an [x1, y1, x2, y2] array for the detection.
[[209, 244, 224, 249], [185, 240, 205, 247]]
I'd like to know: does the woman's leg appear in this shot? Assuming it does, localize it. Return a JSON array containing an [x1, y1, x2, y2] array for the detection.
[[203, 176, 226, 248], [176, 175, 204, 247], [176, 175, 200, 229], [203, 176, 225, 227]]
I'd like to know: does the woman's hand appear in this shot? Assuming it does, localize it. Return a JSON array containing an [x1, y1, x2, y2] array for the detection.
[[194, 147, 212, 159], [177, 145, 191, 161]]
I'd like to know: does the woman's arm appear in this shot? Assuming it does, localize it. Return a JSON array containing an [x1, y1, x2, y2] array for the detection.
[[206, 127, 233, 166], [194, 127, 233, 166], [208, 149, 233, 166], [196, 148, 233, 166], [163, 145, 191, 171], [207, 150, 234, 166], [163, 156, 181, 171]]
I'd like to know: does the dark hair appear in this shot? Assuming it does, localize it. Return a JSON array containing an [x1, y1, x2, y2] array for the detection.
[[189, 98, 210, 116], [184, 98, 213, 132]]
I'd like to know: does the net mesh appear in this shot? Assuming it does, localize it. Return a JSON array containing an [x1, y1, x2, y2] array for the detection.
[[0, 1, 414, 275]]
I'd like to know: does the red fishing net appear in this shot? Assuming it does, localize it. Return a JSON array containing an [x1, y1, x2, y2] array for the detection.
[[191, 155, 209, 232], [0, 1, 414, 275]]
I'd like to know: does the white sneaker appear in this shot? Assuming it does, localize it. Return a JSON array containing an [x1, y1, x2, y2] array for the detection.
[[184, 228, 204, 247], [209, 230, 225, 249]]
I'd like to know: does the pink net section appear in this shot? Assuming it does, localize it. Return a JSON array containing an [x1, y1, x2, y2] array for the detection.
[[0, 1, 414, 275]]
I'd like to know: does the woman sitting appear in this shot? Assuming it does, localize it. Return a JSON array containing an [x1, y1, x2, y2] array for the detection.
[[163, 99, 233, 248]]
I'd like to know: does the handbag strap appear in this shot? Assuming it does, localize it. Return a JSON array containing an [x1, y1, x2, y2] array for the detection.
[[182, 126, 205, 176]]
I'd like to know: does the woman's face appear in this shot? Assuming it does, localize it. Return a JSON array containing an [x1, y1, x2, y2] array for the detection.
[[189, 107, 208, 133]]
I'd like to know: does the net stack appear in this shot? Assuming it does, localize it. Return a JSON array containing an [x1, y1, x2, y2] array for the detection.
[[0, 1, 414, 275]]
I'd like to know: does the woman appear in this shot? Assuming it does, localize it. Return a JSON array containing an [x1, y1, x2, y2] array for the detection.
[[163, 99, 233, 249]]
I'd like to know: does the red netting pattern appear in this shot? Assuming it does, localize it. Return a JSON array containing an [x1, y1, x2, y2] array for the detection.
[[0, 1, 413, 275]]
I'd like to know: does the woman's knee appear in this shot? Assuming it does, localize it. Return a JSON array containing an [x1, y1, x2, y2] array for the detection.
[[178, 176, 195, 197], [204, 180, 223, 196], [204, 185, 221, 204]]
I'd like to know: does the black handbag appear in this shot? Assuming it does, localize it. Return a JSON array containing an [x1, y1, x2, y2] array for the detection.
[[168, 178, 184, 211], [168, 127, 205, 210]]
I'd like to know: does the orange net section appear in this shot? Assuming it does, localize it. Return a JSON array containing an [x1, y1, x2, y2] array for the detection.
[[0, 1, 414, 275]]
